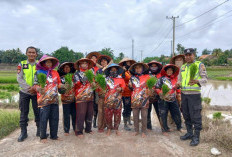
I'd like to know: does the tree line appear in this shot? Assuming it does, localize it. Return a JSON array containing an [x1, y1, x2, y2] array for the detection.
[[0, 47, 125, 64]]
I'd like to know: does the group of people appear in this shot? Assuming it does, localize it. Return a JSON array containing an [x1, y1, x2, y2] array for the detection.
[[17, 46, 207, 146]]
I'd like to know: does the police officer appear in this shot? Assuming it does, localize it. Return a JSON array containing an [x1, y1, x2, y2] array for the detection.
[[17, 46, 40, 142], [177, 48, 207, 146]]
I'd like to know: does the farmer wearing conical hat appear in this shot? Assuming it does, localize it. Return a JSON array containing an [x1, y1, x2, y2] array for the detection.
[[104, 63, 126, 136], [33, 54, 63, 143], [118, 58, 136, 131], [177, 48, 207, 146], [128, 63, 150, 138], [17, 46, 40, 142], [73, 58, 95, 138], [86, 51, 102, 73], [58, 62, 76, 136], [155, 64, 182, 136], [147, 60, 163, 131], [170, 54, 185, 68], [86, 51, 102, 129], [95, 55, 113, 132]]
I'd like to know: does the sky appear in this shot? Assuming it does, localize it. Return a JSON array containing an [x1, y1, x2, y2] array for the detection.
[[0, 0, 231, 61]]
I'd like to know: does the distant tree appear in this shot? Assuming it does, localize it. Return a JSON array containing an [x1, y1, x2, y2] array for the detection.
[[100, 48, 114, 60], [114, 52, 125, 63], [212, 48, 223, 57], [176, 43, 185, 54], [52, 46, 83, 63], [202, 49, 211, 55]]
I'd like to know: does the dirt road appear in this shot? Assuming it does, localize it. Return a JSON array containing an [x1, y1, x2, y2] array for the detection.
[[0, 108, 230, 157]]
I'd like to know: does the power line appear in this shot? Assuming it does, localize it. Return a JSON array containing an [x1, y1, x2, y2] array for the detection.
[[149, 27, 172, 53], [177, 9, 232, 39], [176, 0, 229, 27]]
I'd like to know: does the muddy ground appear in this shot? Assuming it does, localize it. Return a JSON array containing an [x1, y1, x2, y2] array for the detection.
[[0, 108, 231, 157]]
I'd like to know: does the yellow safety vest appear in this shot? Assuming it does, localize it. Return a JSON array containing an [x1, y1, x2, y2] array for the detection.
[[21, 60, 38, 87], [181, 61, 202, 92]]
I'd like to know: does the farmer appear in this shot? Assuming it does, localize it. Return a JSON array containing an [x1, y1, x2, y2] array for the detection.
[[86, 51, 101, 128], [177, 48, 207, 146], [155, 64, 182, 136], [104, 63, 126, 136], [128, 63, 150, 138], [33, 55, 63, 143], [73, 58, 95, 138], [170, 54, 185, 68], [58, 62, 76, 136], [147, 60, 163, 131], [95, 55, 112, 132], [168, 55, 186, 124], [17, 46, 40, 142], [118, 58, 136, 131]]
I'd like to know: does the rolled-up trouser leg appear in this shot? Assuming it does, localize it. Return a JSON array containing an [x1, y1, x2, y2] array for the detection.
[[85, 101, 94, 133], [113, 108, 122, 130], [75, 102, 87, 135], [19, 91, 30, 127], [141, 108, 148, 133], [62, 103, 71, 133], [49, 104, 59, 139], [158, 100, 169, 132], [169, 101, 182, 130], [133, 108, 140, 133], [40, 105, 50, 139], [105, 108, 114, 130], [98, 97, 106, 130]]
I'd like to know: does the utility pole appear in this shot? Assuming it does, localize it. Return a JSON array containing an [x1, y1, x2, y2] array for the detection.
[[166, 16, 179, 56], [132, 39, 134, 60], [140, 50, 143, 62], [170, 40, 173, 57]]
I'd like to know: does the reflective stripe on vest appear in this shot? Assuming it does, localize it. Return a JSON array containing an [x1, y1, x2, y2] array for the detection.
[[21, 60, 37, 87], [181, 61, 202, 92]]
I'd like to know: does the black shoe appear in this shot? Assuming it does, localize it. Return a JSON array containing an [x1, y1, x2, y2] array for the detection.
[[18, 127, 28, 142], [36, 126, 40, 137], [180, 133, 193, 140], [190, 131, 200, 146], [180, 125, 193, 140], [93, 118, 97, 128]]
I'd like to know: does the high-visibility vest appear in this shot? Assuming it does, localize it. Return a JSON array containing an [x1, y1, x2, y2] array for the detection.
[[21, 60, 38, 87], [181, 61, 202, 92]]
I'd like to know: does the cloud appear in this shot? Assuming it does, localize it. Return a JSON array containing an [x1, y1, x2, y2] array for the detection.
[[0, 0, 231, 60]]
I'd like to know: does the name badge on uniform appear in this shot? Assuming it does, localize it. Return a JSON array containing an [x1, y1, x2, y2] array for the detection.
[[181, 66, 185, 72], [23, 64, 29, 69]]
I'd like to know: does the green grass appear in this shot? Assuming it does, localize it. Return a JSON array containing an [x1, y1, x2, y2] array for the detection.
[[0, 91, 11, 99], [0, 71, 17, 83], [207, 67, 232, 81], [0, 84, 19, 92], [0, 109, 20, 139], [0, 104, 35, 139]]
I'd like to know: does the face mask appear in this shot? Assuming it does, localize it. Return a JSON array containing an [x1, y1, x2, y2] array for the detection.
[[150, 67, 158, 71], [125, 65, 130, 70], [110, 71, 118, 78]]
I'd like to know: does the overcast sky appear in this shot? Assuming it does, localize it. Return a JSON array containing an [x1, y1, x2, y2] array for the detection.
[[0, 0, 231, 60]]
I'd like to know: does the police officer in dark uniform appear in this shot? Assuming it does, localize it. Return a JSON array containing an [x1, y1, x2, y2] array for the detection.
[[177, 48, 207, 146], [17, 46, 40, 142]]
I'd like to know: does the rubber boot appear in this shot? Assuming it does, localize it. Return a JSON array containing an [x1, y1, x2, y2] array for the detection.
[[190, 130, 200, 146], [93, 117, 97, 128], [124, 117, 131, 131], [18, 126, 28, 142], [180, 125, 193, 140]]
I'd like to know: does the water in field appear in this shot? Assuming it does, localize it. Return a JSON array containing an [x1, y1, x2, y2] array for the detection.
[[202, 80, 232, 106]]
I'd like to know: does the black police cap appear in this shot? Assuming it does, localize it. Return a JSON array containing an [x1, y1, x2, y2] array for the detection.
[[184, 48, 195, 54]]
